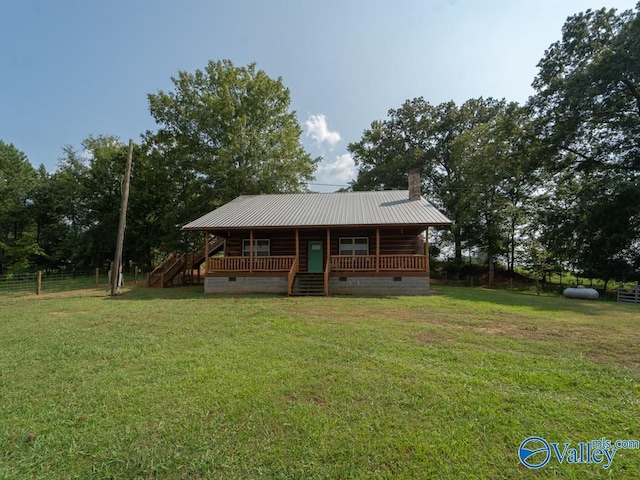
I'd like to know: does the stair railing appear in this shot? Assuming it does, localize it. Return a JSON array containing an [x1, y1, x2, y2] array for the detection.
[[287, 256, 299, 295], [324, 254, 331, 296]]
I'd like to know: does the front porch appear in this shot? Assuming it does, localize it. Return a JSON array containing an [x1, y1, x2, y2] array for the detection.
[[203, 227, 431, 296]]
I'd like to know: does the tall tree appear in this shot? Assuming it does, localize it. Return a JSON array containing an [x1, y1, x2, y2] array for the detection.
[[43, 146, 92, 269], [39, 137, 181, 272], [30, 164, 69, 270], [70, 135, 171, 271], [530, 4, 640, 281], [146, 60, 317, 230], [451, 103, 535, 283], [79, 136, 132, 270], [349, 97, 513, 265], [0, 141, 39, 273]]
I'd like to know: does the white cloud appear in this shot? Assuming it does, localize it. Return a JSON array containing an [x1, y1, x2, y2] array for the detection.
[[305, 114, 341, 147], [314, 153, 356, 191]]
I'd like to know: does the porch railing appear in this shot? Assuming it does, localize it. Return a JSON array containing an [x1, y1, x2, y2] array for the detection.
[[287, 256, 299, 295], [207, 254, 426, 273], [330, 255, 427, 272], [207, 256, 295, 272]]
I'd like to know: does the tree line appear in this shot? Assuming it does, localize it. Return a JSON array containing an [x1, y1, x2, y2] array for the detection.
[[0, 61, 316, 274], [349, 5, 640, 286], [1, 6, 638, 286]]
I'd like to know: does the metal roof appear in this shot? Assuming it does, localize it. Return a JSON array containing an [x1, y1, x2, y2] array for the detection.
[[182, 190, 452, 230]]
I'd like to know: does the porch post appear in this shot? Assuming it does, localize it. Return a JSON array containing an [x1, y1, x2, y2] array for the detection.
[[325, 229, 331, 296], [425, 228, 430, 275], [376, 228, 380, 272], [250, 229, 254, 273], [204, 231, 209, 272], [295, 229, 300, 272], [326, 229, 331, 267]]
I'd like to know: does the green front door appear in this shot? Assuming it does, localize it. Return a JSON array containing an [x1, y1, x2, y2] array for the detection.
[[308, 241, 323, 273]]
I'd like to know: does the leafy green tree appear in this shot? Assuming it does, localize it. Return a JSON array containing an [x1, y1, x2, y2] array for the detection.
[[29, 164, 67, 269], [146, 60, 317, 230], [40, 137, 152, 271], [349, 97, 517, 266], [0, 141, 39, 273], [530, 4, 640, 282], [123, 145, 181, 269], [451, 103, 535, 283], [64, 136, 172, 271], [79, 136, 131, 270], [532, 6, 640, 170], [45, 146, 92, 269], [538, 169, 640, 286], [34, 134, 206, 273]]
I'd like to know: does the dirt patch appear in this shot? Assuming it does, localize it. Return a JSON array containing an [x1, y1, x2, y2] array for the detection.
[[283, 391, 326, 407], [409, 317, 640, 371], [410, 329, 456, 345], [49, 310, 89, 316]]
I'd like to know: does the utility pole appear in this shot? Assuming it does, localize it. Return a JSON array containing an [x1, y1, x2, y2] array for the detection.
[[110, 139, 134, 296]]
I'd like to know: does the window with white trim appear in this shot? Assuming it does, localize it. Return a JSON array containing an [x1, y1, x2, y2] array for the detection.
[[242, 239, 270, 256], [339, 237, 369, 255]]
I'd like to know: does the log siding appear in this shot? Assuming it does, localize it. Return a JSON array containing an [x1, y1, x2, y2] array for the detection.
[[209, 228, 427, 274]]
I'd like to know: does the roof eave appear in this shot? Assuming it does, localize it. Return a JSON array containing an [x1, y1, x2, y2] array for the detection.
[[182, 222, 453, 231]]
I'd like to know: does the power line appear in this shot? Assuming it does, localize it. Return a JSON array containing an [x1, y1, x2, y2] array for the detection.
[[308, 183, 350, 187]]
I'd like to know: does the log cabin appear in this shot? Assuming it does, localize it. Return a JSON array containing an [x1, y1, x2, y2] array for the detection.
[[182, 171, 452, 295]]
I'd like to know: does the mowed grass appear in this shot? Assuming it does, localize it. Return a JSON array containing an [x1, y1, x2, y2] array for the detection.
[[1, 286, 639, 479]]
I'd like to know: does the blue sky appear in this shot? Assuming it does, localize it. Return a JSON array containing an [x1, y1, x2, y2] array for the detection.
[[1, 0, 637, 191]]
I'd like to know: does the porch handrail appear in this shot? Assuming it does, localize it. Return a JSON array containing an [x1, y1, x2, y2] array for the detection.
[[330, 255, 376, 271], [207, 255, 295, 273], [287, 256, 299, 295], [330, 254, 427, 272], [324, 254, 331, 295], [207, 254, 426, 273]]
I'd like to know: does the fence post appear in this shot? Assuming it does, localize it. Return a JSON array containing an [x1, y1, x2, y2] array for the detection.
[[95, 268, 100, 288], [135, 266, 139, 285], [36, 271, 42, 295]]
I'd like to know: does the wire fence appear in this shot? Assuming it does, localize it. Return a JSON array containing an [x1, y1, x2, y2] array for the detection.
[[0, 269, 143, 296]]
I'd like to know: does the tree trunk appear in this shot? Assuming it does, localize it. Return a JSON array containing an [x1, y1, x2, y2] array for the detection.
[[453, 224, 462, 264], [509, 230, 515, 272], [488, 251, 494, 286]]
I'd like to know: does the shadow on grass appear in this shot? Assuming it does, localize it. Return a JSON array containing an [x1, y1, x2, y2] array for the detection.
[[106, 284, 594, 311], [102, 284, 640, 321], [104, 285, 206, 301], [110, 285, 439, 302]]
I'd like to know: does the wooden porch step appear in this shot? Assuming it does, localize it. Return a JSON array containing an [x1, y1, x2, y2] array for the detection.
[[148, 236, 224, 288], [291, 273, 325, 296]]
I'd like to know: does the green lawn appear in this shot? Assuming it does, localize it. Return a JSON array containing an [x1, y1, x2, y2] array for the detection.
[[1, 286, 639, 479]]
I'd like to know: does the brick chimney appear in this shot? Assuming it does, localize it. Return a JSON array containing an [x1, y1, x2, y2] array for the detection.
[[408, 169, 421, 201]]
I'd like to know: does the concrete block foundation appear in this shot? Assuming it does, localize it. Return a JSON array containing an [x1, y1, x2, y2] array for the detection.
[[328, 275, 429, 296], [204, 276, 288, 295], [204, 274, 430, 296]]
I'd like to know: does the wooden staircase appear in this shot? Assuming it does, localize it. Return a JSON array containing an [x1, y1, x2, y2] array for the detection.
[[148, 236, 224, 288], [291, 273, 326, 296]]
